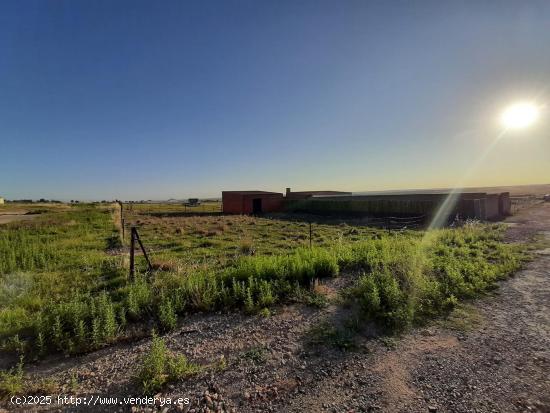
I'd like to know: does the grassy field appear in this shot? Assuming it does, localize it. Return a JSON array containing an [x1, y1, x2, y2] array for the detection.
[[124, 201, 222, 216], [122, 203, 388, 272], [0, 202, 528, 372]]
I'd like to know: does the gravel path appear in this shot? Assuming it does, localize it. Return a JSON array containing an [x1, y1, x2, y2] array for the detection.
[[5, 203, 550, 413]]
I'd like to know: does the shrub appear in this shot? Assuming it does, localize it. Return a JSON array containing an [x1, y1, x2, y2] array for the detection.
[[157, 297, 177, 332], [126, 278, 152, 320], [137, 333, 199, 394], [257, 280, 275, 307], [0, 358, 24, 398], [356, 274, 380, 317], [349, 224, 525, 331], [106, 233, 122, 250], [95, 292, 117, 342]]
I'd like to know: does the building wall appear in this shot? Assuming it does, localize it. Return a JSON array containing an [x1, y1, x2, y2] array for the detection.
[[485, 194, 500, 220], [0, 198, 4, 205], [222, 192, 284, 214], [242, 194, 283, 213], [285, 192, 509, 221], [222, 192, 245, 214], [498, 192, 511, 216]]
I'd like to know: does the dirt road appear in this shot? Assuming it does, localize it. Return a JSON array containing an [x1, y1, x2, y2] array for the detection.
[[0, 212, 37, 225], [9, 203, 550, 413]]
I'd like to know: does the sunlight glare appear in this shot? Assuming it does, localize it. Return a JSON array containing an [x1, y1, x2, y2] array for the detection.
[[500, 102, 539, 129]]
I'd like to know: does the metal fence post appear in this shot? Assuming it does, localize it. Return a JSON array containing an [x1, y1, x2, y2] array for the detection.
[[134, 227, 153, 272]]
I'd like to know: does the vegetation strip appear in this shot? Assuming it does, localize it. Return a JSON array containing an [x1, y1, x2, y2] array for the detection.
[[0, 203, 528, 396]]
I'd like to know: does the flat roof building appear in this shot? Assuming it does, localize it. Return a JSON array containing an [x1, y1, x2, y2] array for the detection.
[[286, 191, 510, 221], [222, 191, 284, 214], [285, 187, 352, 200]]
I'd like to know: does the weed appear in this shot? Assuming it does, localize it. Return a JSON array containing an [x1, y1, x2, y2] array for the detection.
[[346, 226, 525, 331], [28, 377, 59, 395], [137, 333, 199, 394], [380, 336, 397, 349], [0, 357, 24, 398], [68, 372, 79, 393], [241, 346, 267, 365], [307, 322, 356, 350], [258, 308, 271, 318], [239, 238, 255, 255], [157, 296, 177, 331], [151, 260, 178, 272], [439, 303, 483, 331]]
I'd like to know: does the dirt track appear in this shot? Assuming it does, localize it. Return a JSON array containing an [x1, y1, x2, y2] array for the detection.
[[0, 212, 36, 225], [6, 203, 550, 413]]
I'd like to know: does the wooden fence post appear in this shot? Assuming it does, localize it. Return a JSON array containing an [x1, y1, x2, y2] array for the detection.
[[129, 226, 135, 280]]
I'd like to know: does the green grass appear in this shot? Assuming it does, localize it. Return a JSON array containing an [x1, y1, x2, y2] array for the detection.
[[125, 201, 222, 215], [437, 303, 483, 331], [0, 203, 529, 364], [121, 208, 386, 269]]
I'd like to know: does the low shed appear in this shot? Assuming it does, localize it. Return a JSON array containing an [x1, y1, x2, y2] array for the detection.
[[222, 191, 284, 214]]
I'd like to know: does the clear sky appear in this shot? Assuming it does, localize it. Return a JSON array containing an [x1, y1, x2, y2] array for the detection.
[[1, 0, 549, 200]]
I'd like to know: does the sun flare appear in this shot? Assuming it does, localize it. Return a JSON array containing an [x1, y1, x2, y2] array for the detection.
[[500, 102, 539, 129]]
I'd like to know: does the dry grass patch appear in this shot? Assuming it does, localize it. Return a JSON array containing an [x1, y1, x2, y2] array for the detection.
[[151, 259, 179, 272]]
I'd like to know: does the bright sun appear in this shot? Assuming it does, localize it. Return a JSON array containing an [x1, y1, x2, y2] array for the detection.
[[500, 102, 539, 129]]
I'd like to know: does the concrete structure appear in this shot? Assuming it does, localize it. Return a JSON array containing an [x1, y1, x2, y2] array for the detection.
[[285, 192, 510, 221], [285, 188, 352, 200], [222, 191, 284, 214], [220, 187, 511, 222], [0, 197, 4, 205], [498, 192, 511, 216]]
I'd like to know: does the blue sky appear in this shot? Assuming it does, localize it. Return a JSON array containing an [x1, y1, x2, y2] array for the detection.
[[1, 0, 550, 200]]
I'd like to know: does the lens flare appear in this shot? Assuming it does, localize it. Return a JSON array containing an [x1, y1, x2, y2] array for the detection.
[[500, 102, 539, 129]]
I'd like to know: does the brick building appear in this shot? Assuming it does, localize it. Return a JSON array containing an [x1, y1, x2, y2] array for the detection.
[[222, 191, 284, 214]]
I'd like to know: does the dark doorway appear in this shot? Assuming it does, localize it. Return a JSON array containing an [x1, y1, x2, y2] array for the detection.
[[252, 198, 262, 214]]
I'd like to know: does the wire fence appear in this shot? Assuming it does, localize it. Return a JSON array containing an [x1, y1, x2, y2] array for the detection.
[[117, 200, 429, 278], [365, 214, 426, 231]]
